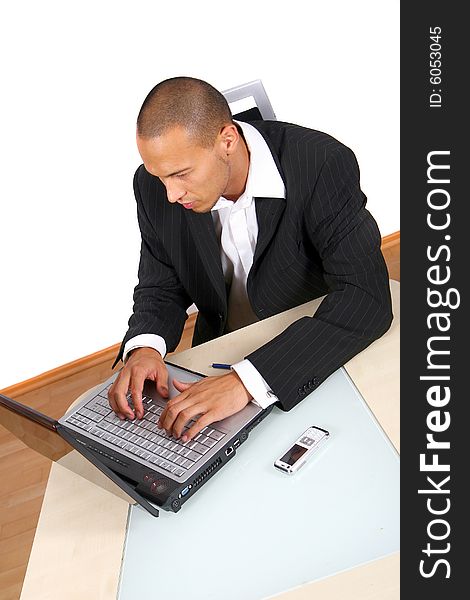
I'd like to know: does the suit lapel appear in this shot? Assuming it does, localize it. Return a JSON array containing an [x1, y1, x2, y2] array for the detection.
[[183, 195, 285, 307], [184, 210, 227, 307], [253, 196, 286, 266]]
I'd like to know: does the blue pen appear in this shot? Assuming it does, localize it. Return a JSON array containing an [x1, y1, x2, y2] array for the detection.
[[211, 363, 231, 370]]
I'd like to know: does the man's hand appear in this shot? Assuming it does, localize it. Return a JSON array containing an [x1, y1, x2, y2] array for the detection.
[[158, 371, 252, 442], [108, 348, 168, 420]]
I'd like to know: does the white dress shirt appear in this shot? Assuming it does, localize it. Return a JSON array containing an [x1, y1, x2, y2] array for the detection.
[[124, 121, 286, 409]]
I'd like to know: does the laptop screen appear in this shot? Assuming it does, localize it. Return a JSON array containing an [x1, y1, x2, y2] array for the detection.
[[0, 392, 161, 517], [0, 394, 73, 462]]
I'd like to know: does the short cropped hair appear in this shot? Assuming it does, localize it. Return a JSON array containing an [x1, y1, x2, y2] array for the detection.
[[137, 77, 233, 148]]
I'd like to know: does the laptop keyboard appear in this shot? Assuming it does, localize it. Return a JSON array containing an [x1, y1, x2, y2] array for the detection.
[[64, 384, 226, 477]]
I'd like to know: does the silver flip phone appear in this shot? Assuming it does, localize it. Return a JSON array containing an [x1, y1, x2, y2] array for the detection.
[[274, 426, 330, 474]]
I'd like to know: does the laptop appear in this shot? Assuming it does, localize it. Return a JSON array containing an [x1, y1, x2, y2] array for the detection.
[[0, 361, 273, 517]]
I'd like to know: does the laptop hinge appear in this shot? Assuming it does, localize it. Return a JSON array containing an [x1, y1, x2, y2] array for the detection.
[[58, 425, 159, 518]]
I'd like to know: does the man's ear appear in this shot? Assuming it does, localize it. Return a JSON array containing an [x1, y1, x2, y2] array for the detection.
[[219, 123, 240, 156]]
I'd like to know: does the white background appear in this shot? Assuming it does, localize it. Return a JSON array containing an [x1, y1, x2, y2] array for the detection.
[[0, 0, 399, 389]]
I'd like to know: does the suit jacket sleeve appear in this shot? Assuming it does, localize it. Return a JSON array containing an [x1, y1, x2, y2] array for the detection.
[[246, 145, 393, 411], [113, 167, 192, 366]]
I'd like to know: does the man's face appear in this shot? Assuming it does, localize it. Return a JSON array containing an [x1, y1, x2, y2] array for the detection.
[[136, 126, 232, 213]]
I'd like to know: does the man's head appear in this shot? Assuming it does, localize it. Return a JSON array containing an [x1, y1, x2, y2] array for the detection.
[[136, 77, 249, 212]]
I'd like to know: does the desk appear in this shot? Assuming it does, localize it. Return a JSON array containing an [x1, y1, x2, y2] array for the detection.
[[20, 281, 399, 600]]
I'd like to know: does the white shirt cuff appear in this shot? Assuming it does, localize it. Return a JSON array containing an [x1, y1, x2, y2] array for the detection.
[[231, 359, 278, 409], [123, 334, 167, 363]]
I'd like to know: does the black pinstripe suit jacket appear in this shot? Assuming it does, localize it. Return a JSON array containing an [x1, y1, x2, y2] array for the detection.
[[115, 120, 393, 411]]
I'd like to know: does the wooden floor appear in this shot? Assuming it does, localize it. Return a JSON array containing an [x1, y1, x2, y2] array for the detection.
[[0, 235, 399, 599]]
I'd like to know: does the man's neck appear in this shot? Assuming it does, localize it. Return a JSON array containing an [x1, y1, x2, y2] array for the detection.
[[223, 129, 250, 201]]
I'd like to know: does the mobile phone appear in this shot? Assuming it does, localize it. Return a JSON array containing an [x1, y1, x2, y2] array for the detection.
[[274, 426, 330, 474]]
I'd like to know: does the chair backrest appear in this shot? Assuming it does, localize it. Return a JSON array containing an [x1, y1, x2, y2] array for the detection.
[[223, 80, 277, 122]]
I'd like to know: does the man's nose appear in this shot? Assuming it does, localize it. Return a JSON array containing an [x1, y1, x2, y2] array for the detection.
[[165, 180, 186, 204]]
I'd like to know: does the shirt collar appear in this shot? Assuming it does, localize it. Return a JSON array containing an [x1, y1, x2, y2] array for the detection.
[[212, 120, 285, 212]]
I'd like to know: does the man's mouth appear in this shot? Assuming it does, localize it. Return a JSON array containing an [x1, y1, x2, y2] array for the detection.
[[181, 202, 194, 209]]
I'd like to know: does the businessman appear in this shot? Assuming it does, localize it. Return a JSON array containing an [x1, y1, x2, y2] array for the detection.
[[109, 77, 392, 442]]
